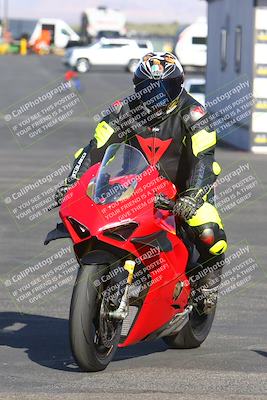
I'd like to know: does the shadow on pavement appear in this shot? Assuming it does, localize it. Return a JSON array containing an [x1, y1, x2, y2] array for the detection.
[[0, 312, 78, 372], [252, 350, 267, 358], [114, 339, 168, 361], [0, 312, 168, 371]]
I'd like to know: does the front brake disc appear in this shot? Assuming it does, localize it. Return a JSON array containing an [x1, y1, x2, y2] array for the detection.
[[99, 292, 118, 348]]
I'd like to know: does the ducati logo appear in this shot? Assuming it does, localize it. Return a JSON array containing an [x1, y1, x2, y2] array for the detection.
[[136, 135, 173, 165], [190, 105, 206, 122]]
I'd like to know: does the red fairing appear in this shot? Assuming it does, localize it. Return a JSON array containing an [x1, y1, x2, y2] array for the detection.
[[59, 161, 191, 346], [120, 236, 189, 346], [60, 163, 175, 244], [60, 163, 101, 244]]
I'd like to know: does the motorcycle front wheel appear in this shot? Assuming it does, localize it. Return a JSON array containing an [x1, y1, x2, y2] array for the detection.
[[69, 261, 122, 372]]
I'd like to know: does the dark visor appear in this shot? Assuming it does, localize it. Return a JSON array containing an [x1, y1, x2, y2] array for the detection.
[[135, 79, 180, 111]]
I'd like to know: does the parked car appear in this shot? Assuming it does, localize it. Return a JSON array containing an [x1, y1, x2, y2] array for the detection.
[[184, 78, 206, 106], [63, 38, 153, 73], [175, 18, 207, 69], [137, 40, 154, 50]]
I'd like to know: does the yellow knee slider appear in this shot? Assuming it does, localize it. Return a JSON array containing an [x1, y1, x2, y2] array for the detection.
[[209, 240, 228, 255]]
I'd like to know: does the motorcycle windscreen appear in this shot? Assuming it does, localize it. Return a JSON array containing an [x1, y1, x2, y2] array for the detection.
[[88, 143, 149, 205]]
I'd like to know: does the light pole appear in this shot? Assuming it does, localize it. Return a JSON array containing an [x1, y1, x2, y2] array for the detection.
[[3, 0, 8, 37], [0, 1, 2, 38]]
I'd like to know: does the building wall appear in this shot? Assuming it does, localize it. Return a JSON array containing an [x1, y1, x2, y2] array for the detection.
[[252, 5, 267, 152], [206, 0, 255, 150]]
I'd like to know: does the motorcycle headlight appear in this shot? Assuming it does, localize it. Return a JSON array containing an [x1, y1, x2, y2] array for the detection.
[[67, 217, 91, 239]]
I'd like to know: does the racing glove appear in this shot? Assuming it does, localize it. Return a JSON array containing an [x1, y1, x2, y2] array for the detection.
[[155, 189, 204, 221], [54, 177, 77, 206], [173, 189, 204, 220]]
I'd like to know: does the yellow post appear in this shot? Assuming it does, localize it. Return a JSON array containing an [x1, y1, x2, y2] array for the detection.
[[124, 260, 136, 285], [20, 38, 27, 56]]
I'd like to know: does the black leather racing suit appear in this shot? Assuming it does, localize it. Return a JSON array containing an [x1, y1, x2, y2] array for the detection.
[[66, 89, 227, 305], [70, 90, 217, 195]]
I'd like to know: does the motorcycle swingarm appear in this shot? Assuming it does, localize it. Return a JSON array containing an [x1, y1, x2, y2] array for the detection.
[[144, 306, 192, 342]]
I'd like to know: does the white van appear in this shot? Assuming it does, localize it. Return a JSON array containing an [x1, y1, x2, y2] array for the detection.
[[174, 18, 207, 68], [29, 19, 80, 49], [81, 7, 126, 41]]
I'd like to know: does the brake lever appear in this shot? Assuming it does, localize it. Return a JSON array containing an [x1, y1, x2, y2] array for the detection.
[[47, 203, 60, 212]]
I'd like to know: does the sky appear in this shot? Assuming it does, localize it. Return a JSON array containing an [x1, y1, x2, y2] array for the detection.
[[1, 0, 207, 24]]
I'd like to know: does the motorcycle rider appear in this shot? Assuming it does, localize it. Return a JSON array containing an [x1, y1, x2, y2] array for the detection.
[[56, 52, 227, 313]]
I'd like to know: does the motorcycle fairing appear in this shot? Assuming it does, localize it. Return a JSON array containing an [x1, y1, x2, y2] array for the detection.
[[58, 146, 191, 345], [44, 223, 70, 245]]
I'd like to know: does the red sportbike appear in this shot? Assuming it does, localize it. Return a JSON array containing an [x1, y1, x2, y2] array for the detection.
[[45, 143, 216, 372]]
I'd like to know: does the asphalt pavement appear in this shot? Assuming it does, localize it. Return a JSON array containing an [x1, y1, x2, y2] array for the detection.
[[0, 55, 266, 399]]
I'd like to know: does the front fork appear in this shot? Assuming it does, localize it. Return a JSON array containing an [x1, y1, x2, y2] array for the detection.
[[108, 260, 136, 320]]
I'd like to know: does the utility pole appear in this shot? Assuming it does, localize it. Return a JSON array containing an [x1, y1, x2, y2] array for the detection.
[[0, 1, 2, 39], [2, 0, 8, 37]]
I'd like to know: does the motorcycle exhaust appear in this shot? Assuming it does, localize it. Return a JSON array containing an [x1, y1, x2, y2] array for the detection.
[[108, 260, 136, 321]]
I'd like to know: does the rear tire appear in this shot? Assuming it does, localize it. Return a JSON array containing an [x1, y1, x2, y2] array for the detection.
[[163, 306, 216, 349], [69, 262, 122, 372], [76, 58, 90, 73]]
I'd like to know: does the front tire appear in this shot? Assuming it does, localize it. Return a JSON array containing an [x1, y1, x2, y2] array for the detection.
[[76, 58, 90, 73], [163, 306, 216, 349], [69, 262, 122, 372]]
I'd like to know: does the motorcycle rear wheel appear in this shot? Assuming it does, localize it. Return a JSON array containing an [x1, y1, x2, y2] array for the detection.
[[163, 305, 216, 349], [69, 262, 122, 372]]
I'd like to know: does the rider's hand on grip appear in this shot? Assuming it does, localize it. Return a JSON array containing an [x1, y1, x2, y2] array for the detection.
[[154, 193, 176, 211], [173, 190, 204, 221], [54, 185, 69, 206], [54, 177, 77, 206]]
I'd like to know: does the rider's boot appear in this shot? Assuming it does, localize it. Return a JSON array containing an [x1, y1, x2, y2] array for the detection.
[[188, 251, 224, 314], [197, 252, 224, 314]]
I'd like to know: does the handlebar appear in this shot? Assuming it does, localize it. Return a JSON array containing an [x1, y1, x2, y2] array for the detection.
[[47, 203, 60, 212], [154, 193, 176, 211]]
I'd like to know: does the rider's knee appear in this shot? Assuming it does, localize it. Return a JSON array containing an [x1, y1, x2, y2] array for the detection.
[[187, 202, 228, 255], [200, 225, 228, 255]]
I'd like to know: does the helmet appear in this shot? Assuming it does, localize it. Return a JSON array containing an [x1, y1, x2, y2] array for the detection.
[[133, 52, 184, 117]]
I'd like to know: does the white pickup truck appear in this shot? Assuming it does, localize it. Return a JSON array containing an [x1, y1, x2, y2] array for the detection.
[[63, 38, 153, 73]]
